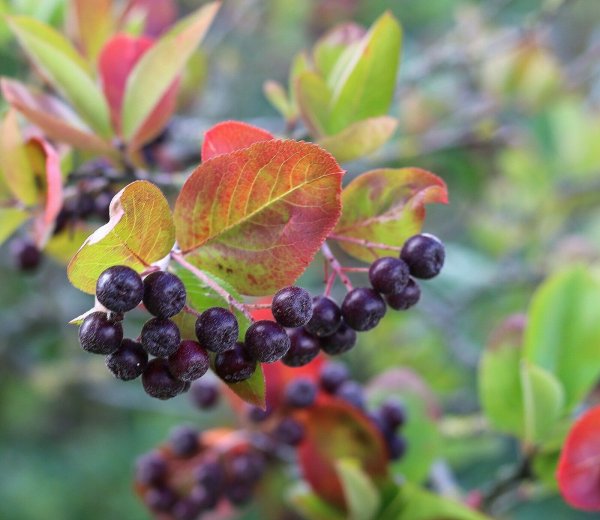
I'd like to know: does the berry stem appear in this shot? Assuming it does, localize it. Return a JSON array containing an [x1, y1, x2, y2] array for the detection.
[[321, 242, 354, 292], [328, 233, 403, 252], [324, 272, 336, 297], [245, 303, 272, 310], [340, 267, 369, 273], [171, 251, 254, 322]]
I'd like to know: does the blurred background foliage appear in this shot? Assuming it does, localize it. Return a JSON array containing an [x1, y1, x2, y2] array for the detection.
[[1, 0, 600, 518]]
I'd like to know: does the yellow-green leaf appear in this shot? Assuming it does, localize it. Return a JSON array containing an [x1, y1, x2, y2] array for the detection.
[[0, 207, 29, 245]]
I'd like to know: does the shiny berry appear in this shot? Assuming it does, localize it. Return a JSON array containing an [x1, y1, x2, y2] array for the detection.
[[168, 340, 209, 382], [79, 311, 123, 354], [319, 322, 357, 355], [271, 286, 312, 327], [96, 265, 143, 312], [245, 320, 290, 363], [142, 358, 185, 399], [105, 338, 147, 380], [304, 296, 341, 337], [341, 288, 386, 331], [385, 278, 421, 310], [141, 318, 181, 357], [195, 307, 238, 353], [319, 362, 350, 393], [189, 379, 220, 409], [143, 271, 187, 318], [214, 343, 256, 383], [400, 233, 445, 279], [282, 328, 320, 367], [368, 257, 409, 294]]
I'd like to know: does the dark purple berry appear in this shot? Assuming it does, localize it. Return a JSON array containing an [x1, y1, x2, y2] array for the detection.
[[282, 328, 320, 367], [105, 338, 147, 380], [225, 451, 266, 484], [195, 458, 225, 496], [79, 311, 123, 354], [96, 265, 143, 312], [335, 380, 365, 409], [400, 233, 445, 279], [246, 405, 271, 422], [94, 190, 113, 220], [189, 379, 220, 409], [379, 398, 407, 430], [245, 320, 290, 363], [284, 378, 317, 408], [369, 257, 409, 294], [319, 362, 350, 393], [273, 417, 305, 446], [387, 434, 407, 460], [144, 487, 176, 512], [168, 340, 209, 382], [172, 498, 201, 520], [143, 271, 187, 318], [189, 484, 216, 510], [385, 278, 421, 310], [11, 238, 42, 271], [319, 322, 357, 355], [195, 307, 238, 353], [169, 425, 200, 458], [214, 343, 256, 383], [341, 287, 386, 331], [142, 358, 185, 399], [76, 192, 95, 218], [135, 452, 167, 485], [271, 286, 312, 327], [225, 483, 253, 506], [141, 318, 181, 357], [304, 296, 341, 337]]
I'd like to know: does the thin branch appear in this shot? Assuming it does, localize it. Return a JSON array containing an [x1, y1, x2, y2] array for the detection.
[[481, 457, 533, 513], [320, 242, 354, 292]]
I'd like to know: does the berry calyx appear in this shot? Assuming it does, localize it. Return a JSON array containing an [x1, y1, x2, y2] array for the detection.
[[214, 343, 256, 382], [245, 320, 290, 363], [141, 318, 181, 357], [79, 311, 123, 355], [304, 296, 341, 337], [168, 340, 210, 382], [195, 307, 238, 353], [400, 233, 445, 279], [142, 358, 186, 399], [319, 322, 357, 355], [284, 378, 317, 408], [106, 338, 148, 380], [142, 271, 187, 318], [385, 278, 421, 310], [319, 362, 350, 393], [271, 286, 313, 327], [341, 287, 386, 331], [368, 256, 409, 294], [282, 328, 320, 367], [96, 265, 143, 312]]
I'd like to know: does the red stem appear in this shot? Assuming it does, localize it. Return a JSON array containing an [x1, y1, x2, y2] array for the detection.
[[321, 242, 354, 292]]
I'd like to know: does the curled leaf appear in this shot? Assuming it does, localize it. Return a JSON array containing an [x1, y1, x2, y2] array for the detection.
[[201, 120, 274, 161]]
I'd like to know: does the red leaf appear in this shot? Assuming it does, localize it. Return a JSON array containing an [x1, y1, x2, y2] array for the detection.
[[98, 34, 179, 143], [297, 396, 389, 509], [174, 139, 343, 296], [201, 121, 275, 162], [557, 406, 600, 511]]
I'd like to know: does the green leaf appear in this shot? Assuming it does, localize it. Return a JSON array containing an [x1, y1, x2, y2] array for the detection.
[[67, 181, 175, 294], [121, 2, 220, 141], [226, 363, 266, 409], [313, 23, 365, 81], [334, 168, 447, 263], [335, 459, 381, 520], [380, 482, 490, 520], [319, 116, 397, 163], [263, 80, 294, 120], [523, 266, 600, 411], [7, 16, 112, 137], [326, 12, 402, 135], [296, 71, 332, 137], [0, 207, 29, 245], [288, 485, 346, 520]]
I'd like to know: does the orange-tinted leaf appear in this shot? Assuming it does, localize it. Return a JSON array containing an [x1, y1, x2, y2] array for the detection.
[[557, 406, 600, 511], [298, 396, 389, 509], [1, 78, 115, 155], [334, 168, 448, 262], [174, 139, 343, 296], [70, 0, 114, 62], [201, 120, 274, 162], [68, 181, 175, 294]]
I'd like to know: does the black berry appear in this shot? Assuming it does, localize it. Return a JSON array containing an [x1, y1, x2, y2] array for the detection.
[[143, 271, 187, 318], [94, 190, 113, 220], [246, 405, 271, 422], [271, 286, 313, 327], [224, 451, 266, 484], [319, 362, 350, 393], [105, 338, 148, 380], [142, 358, 185, 399], [379, 398, 407, 430], [214, 343, 256, 383], [79, 311, 123, 354], [96, 265, 143, 312], [189, 379, 220, 409], [169, 425, 200, 458], [400, 233, 445, 279], [282, 328, 320, 367], [144, 487, 176, 512], [284, 378, 317, 408], [141, 317, 181, 357], [168, 340, 209, 382], [304, 296, 341, 337], [195, 307, 238, 353], [135, 452, 167, 485], [245, 320, 290, 363], [273, 417, 305, 446], [335, 380, 365, 409], [341, 287, 386, 331], [368, 257, 409, 294], [387, 434, 407, 460], [385, 278, 421, 310], [172, 498, 201, 520], [11, 238, 42, 271], [319, 322, 357, 355], [195, 458, 225, 496], [225, 483, 253, 506]]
